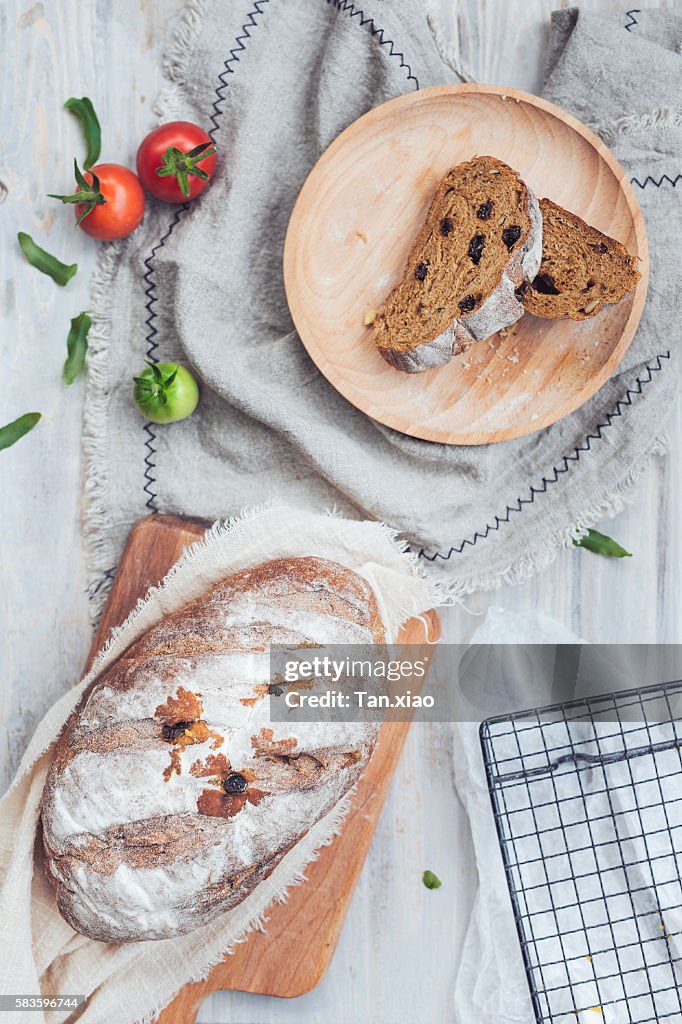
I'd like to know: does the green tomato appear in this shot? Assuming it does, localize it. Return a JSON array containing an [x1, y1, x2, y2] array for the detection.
[[133, 361, 199, 424]]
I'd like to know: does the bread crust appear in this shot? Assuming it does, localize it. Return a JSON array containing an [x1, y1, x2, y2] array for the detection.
[[41, 557, 384, 942]]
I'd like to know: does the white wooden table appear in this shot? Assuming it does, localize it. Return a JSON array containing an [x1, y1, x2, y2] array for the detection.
[[0, 2, 677, 1021]]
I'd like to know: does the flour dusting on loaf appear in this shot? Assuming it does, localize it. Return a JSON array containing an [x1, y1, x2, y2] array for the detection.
[[41, 557, 384, 942]]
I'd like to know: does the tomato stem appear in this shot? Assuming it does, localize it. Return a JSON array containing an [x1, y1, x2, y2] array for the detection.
[[48, 160, 106, 224], [155, 143, 216, 198], [133, 361, 179, 406]]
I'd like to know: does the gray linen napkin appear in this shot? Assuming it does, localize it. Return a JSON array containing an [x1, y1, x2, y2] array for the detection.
[[85, 1, 681, 612]]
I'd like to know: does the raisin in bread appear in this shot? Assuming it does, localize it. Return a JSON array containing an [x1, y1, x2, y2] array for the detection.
[[373, 156, 542, 373], [41, 557, 384, 942], [521, 198, 640, 320]]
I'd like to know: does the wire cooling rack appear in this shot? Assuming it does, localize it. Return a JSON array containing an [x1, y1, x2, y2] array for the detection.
[[480, 679, 682, 1023]]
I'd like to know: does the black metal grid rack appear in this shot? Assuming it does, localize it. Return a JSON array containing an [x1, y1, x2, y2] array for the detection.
[[480, 679, 682, 1023]]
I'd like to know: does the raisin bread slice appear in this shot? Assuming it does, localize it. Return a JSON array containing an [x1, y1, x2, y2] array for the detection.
[[373, 156, 542, 373], [521, 198, 640, 320]]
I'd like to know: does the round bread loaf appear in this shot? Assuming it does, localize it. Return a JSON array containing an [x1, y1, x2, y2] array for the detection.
[[41, 557, 384, 942]]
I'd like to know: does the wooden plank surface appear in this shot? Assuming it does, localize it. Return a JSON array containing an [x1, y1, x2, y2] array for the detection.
[[0, 2, 678, 1022], [87, 512, 440, 1015]]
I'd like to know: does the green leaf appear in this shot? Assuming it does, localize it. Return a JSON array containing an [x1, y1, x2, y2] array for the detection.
[[0, 412, 41, 451], [573, 529, 632, 559], [64, 96, 101, 169], [17, 232, 77, 286], [422, 870, 442, 890], [63, 312, 92, 385]]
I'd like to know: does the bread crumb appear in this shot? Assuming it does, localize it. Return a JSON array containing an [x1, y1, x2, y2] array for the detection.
[[355, 230, 368, 244], [363, 308, 377, 326]]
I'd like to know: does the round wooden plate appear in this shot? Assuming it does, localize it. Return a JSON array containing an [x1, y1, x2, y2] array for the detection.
[[283, 84, 648, 445]]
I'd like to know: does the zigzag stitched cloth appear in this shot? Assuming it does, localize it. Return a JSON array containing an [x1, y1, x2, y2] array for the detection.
[[85, 1, 681, 608]]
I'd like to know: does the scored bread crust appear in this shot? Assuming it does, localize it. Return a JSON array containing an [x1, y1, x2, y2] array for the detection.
[[375, 157, 542, 374], [41, 557, 385, 943]]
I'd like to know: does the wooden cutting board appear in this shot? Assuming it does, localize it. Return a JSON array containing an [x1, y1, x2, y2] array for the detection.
[[87, 514, 440, 1020]]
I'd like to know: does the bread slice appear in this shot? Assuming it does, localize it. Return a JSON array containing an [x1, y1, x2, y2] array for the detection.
[[521, 198, 640, 320], [373, 156, 542, 373]]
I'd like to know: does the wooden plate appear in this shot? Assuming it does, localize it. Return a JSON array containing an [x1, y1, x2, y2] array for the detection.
[[283, 83, 648, 445]]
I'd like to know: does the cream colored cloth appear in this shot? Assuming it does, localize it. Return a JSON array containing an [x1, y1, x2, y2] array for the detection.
[[0, 506, 437, 1024]]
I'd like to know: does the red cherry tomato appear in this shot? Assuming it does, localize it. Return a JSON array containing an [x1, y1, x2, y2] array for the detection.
[[50, 162, 145, 240], [136, 121, 217, 204], [74, 164, 145, 240]]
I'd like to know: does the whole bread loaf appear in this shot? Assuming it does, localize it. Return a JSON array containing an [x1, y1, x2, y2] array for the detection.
[[41, 557, 384, 942]]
